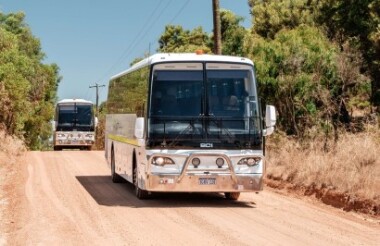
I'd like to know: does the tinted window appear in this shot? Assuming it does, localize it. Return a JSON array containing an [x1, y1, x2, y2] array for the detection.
[[207, 69, 256, 118], [150, 70, 203, 117], [57, 104, 94, 131]]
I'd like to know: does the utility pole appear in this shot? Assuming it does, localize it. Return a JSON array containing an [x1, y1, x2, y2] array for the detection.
[[89, 83, 105, 116], [212, 0, 222, 55]]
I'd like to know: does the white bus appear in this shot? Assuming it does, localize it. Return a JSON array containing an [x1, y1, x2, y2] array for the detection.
[[105, 53, 276, 200], [53, 99, 96, 151]]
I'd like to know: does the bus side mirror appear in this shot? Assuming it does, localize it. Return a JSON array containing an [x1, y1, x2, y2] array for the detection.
[[263, 105, 276, 136], [134, 117, 144, 139]]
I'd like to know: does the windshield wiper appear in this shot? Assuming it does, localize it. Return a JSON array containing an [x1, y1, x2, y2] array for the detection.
[[206, 116, 243, 148], [166, 118, 201, 147]]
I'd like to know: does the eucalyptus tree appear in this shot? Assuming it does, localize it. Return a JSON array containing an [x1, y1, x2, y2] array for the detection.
[[219, 9, 248, 56], [0, 12, 60, 149], [247, 0, 369, 139], [158, 25, 212, 53], [315, 0, 380, 108]]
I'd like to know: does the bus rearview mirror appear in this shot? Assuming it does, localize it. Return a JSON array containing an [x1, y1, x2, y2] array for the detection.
[[264, 105, 276, 136], [95, 117, 99, 127], [135, 117, 144, 139]]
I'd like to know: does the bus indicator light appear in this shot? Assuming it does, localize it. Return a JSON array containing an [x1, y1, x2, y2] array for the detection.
[[195, 50, 204, 55]]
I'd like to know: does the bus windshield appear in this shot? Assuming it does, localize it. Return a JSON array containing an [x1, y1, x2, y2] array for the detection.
[[57, 104, 94, 131], [148, 62, 262, 149]]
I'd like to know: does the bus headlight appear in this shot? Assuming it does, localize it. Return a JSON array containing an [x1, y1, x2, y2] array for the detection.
[[57, 133, 66, 138], [152, 157, 175, 166], [238, 157, 261, 166], [192, 158, 201, 168], [216, 158, 225, 168]]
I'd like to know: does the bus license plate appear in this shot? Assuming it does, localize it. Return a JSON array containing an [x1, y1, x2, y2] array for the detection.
[[199, 178, 216, 185]]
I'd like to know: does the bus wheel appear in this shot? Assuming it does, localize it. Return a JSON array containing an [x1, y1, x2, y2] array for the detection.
[[225, 192, 240, 201], [133, 166, 148, 199], [111, 149, 123, 183], [53, 146, 62, 151]]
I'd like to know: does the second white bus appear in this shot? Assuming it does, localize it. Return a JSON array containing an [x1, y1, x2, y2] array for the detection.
[[53, 99, 96, 150]]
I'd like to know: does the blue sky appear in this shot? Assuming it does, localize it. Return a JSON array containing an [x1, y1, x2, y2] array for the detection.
[[0, 0, 252, 104]]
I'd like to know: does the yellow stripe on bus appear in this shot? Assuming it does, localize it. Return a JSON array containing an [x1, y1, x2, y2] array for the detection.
[[108, 134, 139, 146]]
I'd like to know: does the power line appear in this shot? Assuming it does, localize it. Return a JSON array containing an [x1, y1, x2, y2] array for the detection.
[[83, 86, 91, 101], [117, 0, 173, 63], [94, 1, 167, 85], [145, 0, 189, 56], [92, 0, 189, 99], [169, 0, 190, 24]]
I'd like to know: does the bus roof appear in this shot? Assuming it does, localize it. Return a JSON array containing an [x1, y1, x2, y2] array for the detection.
[[57, 99, 93, 105], [110, 53, 254, 80]]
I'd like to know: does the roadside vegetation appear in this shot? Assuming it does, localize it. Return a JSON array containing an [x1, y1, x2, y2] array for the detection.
[[266, 128, 380, 203], [0, 129, 25, 226], [248, 0, 379, 211], [0, 130, 25, 168], [0, 12, 60, 150]]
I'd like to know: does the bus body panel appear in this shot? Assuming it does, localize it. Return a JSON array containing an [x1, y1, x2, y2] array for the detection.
[[105, 114, 137, 183]]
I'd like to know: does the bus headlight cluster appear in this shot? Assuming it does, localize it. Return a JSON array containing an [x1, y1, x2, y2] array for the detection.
[[152, 157, 175, 166], [57, 133, 66, 138], [238, 157, 261, 166]]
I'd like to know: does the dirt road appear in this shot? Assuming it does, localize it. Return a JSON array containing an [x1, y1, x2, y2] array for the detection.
[[2, 151, 379, 245]]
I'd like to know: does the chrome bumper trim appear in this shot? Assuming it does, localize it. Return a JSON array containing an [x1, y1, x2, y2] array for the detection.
[[146, 173, 263, 192]]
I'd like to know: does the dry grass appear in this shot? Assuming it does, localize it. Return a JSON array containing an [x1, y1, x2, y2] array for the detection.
[[266, 128, 380, 202], [0, 130, 25, 172], [0, 131, 25, 243]]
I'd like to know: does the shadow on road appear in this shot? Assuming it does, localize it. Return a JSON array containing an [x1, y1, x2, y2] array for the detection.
[[76, 175, 256, 208]]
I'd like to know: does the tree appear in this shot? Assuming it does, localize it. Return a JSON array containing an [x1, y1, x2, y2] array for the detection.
[[0, 12, 60, 149], [246, 2, 369, 139], [219, 9, 248, 56], [158, 10, 248, 56], [158, 25, 212, 53], [248, 0, 314, 39], [315, 0, 380, 108]]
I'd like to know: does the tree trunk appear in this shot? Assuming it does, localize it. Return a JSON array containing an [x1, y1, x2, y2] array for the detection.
[[212, 0, 222, 55]]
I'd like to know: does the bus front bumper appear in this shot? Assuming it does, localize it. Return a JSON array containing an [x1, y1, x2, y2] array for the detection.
[[146, 173, 263, 192], [55, 140, 94, 146]]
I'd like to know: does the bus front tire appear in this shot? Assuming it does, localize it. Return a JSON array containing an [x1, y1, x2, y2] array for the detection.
[[134, 167, 149, 199], [53, 146, 62, 151], [225, 192, 240, 201]]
